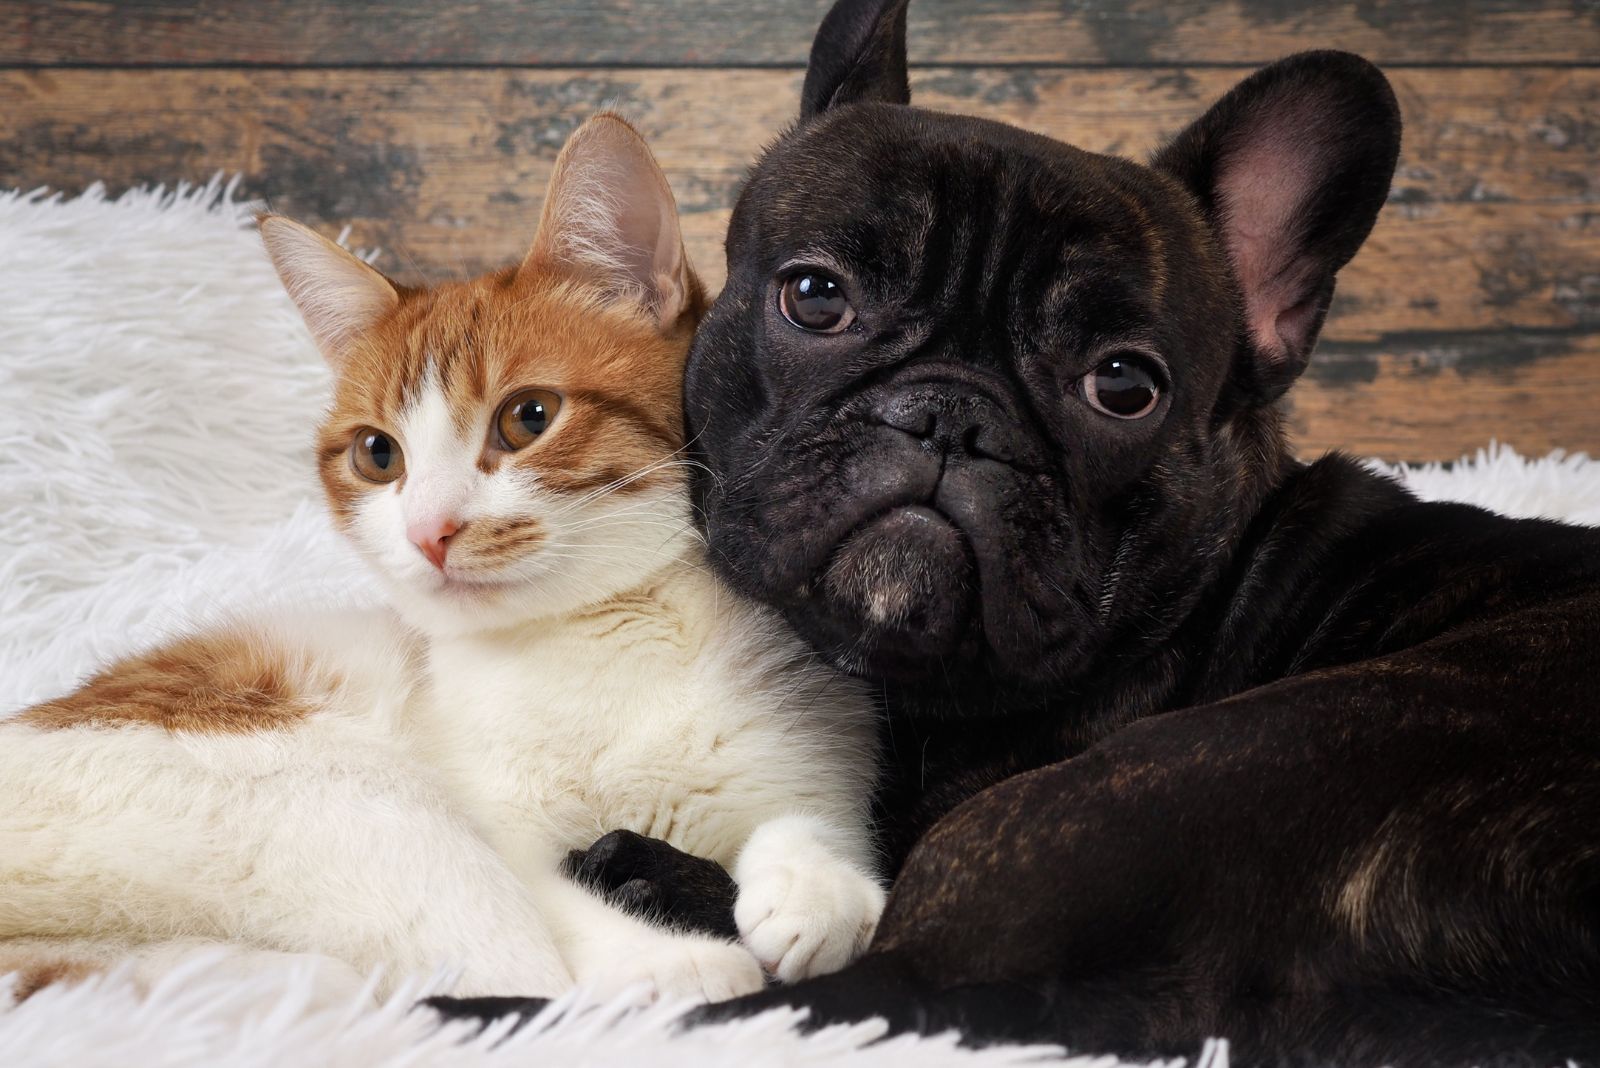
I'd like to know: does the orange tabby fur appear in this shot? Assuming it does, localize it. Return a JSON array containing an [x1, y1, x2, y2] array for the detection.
[[19, 628, 318, 734], [316, 272, 701, 531]]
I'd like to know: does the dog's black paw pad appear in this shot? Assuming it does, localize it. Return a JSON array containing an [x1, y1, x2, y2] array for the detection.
[[613, 876, 661, 912], [570, 829, 656, 890]]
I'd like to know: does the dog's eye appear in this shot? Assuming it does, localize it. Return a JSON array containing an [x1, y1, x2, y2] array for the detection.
[[1081, 355, 1163, 420], [779, 272, 855, 334], [351, 428, 406, 483], [497, 389, 563, 450]]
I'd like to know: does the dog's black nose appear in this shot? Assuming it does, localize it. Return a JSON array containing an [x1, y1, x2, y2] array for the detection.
[[876, 386, 1016, 463]]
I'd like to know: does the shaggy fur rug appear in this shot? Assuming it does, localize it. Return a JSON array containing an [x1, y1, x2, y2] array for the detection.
[[3, 180, 1598, 1066]]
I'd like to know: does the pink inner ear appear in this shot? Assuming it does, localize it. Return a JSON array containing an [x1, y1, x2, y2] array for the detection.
[[1214, 110, 1324, 365]]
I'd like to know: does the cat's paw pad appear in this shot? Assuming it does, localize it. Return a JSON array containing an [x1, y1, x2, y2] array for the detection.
[[734, 860, 885, 982], [580, 936, 764, 1006]]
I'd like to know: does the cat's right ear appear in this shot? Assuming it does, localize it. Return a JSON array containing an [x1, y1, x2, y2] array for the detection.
[[259, 214, 400, 369], [522, 113, 702, 335]]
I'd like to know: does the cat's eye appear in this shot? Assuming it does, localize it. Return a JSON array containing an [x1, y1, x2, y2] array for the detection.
[[497, 389, 563, 450], [351, 428, 405, 483], [1080, 354, 1164, 420], [778, 272, 855, 334]]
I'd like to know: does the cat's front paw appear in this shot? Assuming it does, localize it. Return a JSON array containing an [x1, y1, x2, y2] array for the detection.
[[734, 857, 885, 983], [576, 935, 764, 1006]]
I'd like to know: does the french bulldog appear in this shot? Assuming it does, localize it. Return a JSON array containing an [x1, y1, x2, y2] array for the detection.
[[431, 0, 1600, 1062]]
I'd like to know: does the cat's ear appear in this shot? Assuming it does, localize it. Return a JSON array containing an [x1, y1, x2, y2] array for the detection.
[[801, 0, 911, 120], [259, 215, 400, 369], [1151, 51, 1400, 403], [522, 113, 702, 333]]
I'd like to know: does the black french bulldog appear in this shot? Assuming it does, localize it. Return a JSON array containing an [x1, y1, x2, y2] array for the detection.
[[430, 1, 1600, 1062]]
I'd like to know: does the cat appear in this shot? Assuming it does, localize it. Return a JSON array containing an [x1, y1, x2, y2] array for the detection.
[[0, 113, 884, 1007]]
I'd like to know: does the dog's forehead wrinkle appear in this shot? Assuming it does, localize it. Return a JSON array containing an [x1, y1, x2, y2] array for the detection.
[[776, 110, 1117, 220], [761, 155, 1178, 353], [776, 244, 852, 278]]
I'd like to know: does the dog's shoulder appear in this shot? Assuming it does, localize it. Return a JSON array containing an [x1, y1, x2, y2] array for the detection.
[[1202, 453, 1600, 696]]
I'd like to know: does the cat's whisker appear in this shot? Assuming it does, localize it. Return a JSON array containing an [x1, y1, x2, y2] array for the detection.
[[557, 508, 698, 531], [491, 558, 621, 602], [545, 543, 693, 553], [538, 545, 710, 576], [542, 451, 712, 515], [544, 524, 688, 542], [559, 523, 707, 549]]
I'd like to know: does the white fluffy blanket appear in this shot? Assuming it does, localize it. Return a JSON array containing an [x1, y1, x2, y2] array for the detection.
[[3, 181, 1598, 1066]]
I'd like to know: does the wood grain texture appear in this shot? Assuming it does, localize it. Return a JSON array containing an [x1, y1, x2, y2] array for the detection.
[[0, 64, 1595, 460], [1295, 332, 1600, 459], [1, 67, 1594, 286], [2, 1, 1597, 66]]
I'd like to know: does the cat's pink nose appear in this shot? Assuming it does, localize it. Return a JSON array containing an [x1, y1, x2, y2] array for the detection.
[[409, 518, 461, 570]]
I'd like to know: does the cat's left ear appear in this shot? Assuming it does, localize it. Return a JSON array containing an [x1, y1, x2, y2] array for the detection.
[[522, 113, 703, 334], [259, 215, 400, 369]]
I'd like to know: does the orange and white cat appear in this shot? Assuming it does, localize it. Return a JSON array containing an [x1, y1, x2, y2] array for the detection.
[[0, 115, 882, 1006]]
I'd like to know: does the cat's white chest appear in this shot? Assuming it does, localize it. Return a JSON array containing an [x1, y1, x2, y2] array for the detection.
[[413, 601, 756, 872]]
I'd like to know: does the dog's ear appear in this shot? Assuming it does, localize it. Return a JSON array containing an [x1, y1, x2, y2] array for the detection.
[[1152, 51, 1400, 403], [801, 0, 911, 119]]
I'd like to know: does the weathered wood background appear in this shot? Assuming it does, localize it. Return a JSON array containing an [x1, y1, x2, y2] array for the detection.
[[2, 1, 1596, 461]]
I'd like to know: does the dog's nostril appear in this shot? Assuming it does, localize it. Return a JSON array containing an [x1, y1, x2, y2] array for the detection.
[[968, 424, 1014, 463], [878, 391, 1019, 462], [878, 398, 937, 439]]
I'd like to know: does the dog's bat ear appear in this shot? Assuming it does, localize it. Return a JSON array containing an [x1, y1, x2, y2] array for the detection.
[[1152, 51, 1400, 404], [801, 0, 911, 119]]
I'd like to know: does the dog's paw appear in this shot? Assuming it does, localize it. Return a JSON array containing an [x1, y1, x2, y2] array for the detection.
[[734, 855, 885, 983], [564, 830, 739, 940], [576, 935, 765, 1006]]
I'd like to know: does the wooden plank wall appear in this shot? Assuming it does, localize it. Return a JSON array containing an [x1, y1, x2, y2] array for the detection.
[[1, 1, 1596, 462]]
